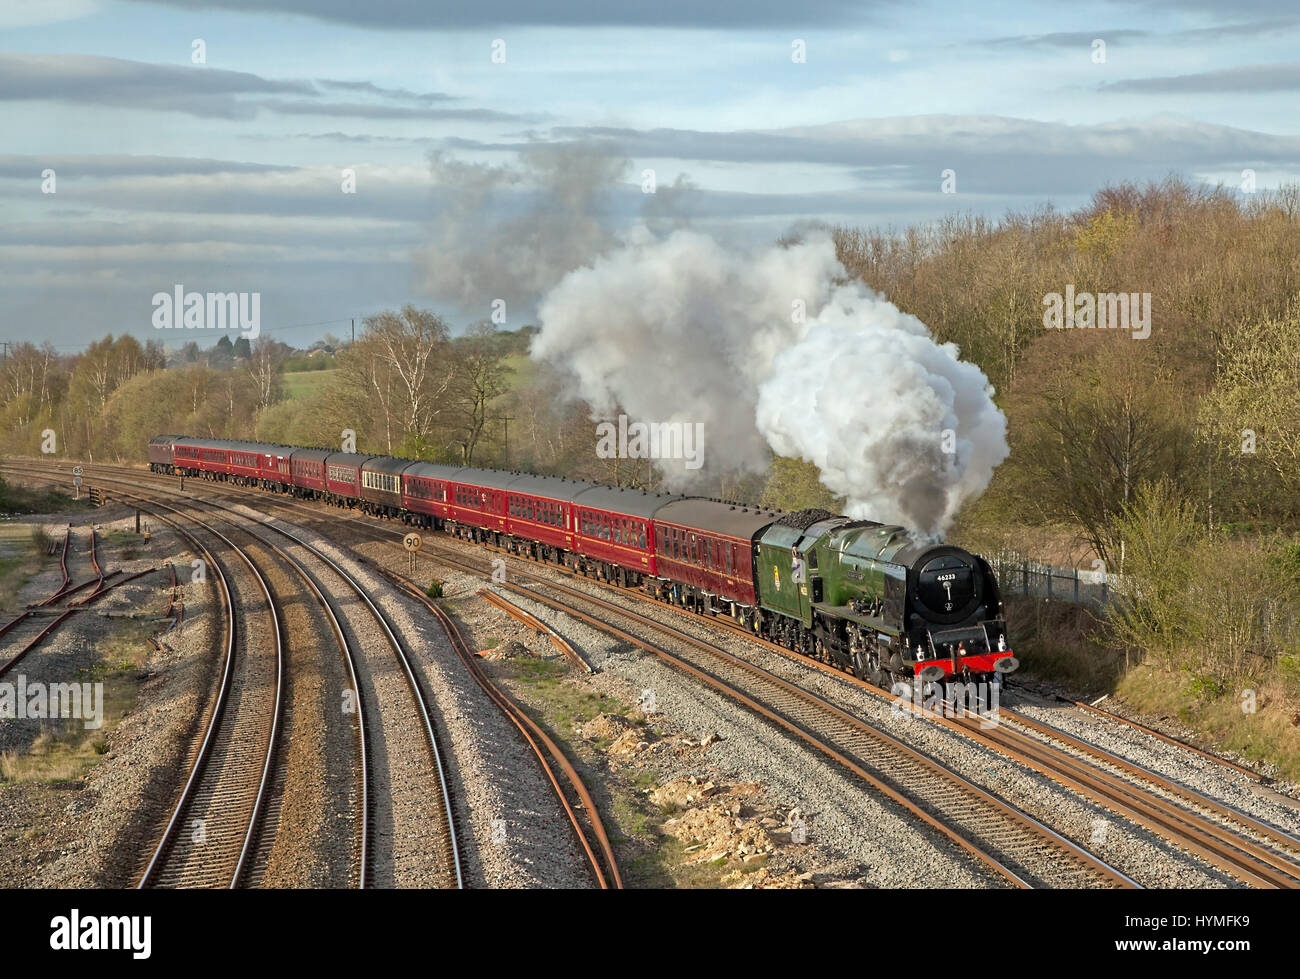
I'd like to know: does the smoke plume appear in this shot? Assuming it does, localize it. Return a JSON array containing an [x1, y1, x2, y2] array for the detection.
[[531, 228, 1008, 538], [416, 142, 627, 311], [416, 145, 1008, 538]]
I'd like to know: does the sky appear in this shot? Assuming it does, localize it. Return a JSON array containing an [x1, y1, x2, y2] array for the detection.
[[4, 0, 1300, 351]]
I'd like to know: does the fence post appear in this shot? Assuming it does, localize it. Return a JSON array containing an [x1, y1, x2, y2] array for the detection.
[[1073, 567, 1079, 604]]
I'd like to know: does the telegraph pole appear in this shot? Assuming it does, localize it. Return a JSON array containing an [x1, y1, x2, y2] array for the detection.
[[496, 413, 514, 461]]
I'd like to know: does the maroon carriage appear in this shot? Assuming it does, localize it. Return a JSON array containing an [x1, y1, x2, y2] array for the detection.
[[649, 498, 780, 613]]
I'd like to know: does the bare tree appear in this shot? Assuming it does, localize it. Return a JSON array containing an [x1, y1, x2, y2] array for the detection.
[[334, 305, 457, 455], [245, 337, 286, 415], [450, 322, 511, 464]]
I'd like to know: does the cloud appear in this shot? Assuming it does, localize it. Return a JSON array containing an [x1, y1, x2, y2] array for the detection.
[[518, 115, 1300, 195], [258, 98, 533, 122], [0, 52, 525, 121], [0, 52, 312, 118], [0, 153, 293, 178], [0, 0, 100, 28], [122, 0, 889, 29], [0, 162, 435, 222], [1103, 61, 1300, 93], [971, 19, 1300, 50], [977, 29, 1149, 50], [1131, 0, 1300, 13], [313, 79, 458, 104]]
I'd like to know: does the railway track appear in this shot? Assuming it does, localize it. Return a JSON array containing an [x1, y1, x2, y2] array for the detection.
[[152, 495, 464, 889], [1056, 695, 1265, 782], [490, 556, 1300, 888], [380, 569, 621, 889], [0, 523, 114, 680], [192, 491, 606, 888], [944, 709, 1300, 888], [443, 557, 1133, 887], [10, 463, 620, 889], [11, 459, 1297, 888], [119, 491, 462, 889], [131, 502, 283, 889]]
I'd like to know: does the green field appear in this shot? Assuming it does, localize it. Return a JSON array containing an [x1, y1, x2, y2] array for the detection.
[[281, 369, 339, 401], [498, 354, 535, 398]]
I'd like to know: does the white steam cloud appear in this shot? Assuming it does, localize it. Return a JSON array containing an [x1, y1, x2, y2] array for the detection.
[[531, 227, 1008, 538]]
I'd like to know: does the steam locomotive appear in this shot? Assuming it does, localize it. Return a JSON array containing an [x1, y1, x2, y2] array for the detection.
[[148, 435, 1017, 690]]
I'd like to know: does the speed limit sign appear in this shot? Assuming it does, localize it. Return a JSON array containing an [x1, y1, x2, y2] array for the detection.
[[402, 532, 422, 575], [72, 466, 84, 476]]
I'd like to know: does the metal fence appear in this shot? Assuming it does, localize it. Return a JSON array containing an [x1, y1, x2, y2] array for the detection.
[[987, 553, 1123, 610]]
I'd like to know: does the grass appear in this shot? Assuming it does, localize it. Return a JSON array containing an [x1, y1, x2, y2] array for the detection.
[[0, 619, 154, 784], [281, 369, 339, 401], [1116, 665, 1300, 782], [496, 354, 536, 401], [1005, 594, 1300, 781], [0, 522, 49, 611], [496, 652, 736, 887], [506, 656, 631, 733], [1008, 596, 1126, 696], [492, 651, 727, 885], [622, 835, 734, 889], [0, 480, 75, 515]]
